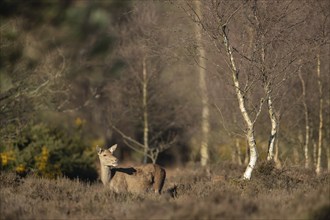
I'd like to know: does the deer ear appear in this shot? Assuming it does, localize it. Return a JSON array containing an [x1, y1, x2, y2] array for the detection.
[[96, 146, 103, 154], [108, 144, 117, 153]]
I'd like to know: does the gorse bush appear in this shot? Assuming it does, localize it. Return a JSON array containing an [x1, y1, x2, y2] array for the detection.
[[0, 121, 98, 181]]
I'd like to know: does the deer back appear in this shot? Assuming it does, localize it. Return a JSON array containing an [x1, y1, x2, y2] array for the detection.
[[109, 164, 166, 194]]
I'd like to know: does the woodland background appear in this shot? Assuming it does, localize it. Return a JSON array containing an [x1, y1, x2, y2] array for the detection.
[[0, 1, 329, 219], [0, 0, 329, 181]]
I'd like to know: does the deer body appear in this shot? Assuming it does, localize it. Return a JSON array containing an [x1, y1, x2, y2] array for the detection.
[[97, 145, 166, 194]]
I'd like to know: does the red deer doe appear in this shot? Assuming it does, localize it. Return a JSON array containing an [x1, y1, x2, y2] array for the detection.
[[96, 144, 166, 194]]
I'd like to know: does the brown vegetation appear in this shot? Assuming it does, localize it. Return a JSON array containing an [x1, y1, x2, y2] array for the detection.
[[1, 161, 329, 220]]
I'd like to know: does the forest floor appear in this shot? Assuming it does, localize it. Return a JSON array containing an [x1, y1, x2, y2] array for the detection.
[[0, 161, 329, 220]]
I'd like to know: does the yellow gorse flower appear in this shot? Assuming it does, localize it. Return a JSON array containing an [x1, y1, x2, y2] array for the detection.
[[15, 164, 26, 174], [0, 153, 8, 166], [35, 146, 49, 172], [75, 117, 86, 127], [0, 150, 15, 166]]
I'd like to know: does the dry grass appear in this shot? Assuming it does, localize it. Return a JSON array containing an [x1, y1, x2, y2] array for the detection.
[[1, 161, 329, 220]]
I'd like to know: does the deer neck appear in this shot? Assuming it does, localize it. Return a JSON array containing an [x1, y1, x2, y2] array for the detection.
[[100, 164, 113, 185]]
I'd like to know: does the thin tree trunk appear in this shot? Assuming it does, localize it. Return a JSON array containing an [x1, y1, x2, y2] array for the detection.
[[244, 140, 250, 165], [298, 129, 303, 164], [231, 144, 236, 163], [222, 26, 258, 180], [327, 78, 330, 172], [298, 63, 310, 169], [327, 146, 330, 172], [327, 86, 330, 172], [259, 27, 278, 162], [233, 116, 242, 165], [316, 53, 323, 175], [142, 57, 149, 164], [274, 121, 282, 168], [293, 147, 299, 165], [266, 91, 277, 161], [236, 138, 242, 165], [195, 0, 210, 167], [313, 139, 317, 168]]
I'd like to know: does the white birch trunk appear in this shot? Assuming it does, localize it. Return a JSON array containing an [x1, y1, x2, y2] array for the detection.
[[298, 64, 310, 169], [142, 57, 149, 164], [298, 129, 303, 165], [244, 128, 258, 179], [327, 82, 330, 172], [274, 126, 282, 169], [293, 148, 299, 165], [327, 89, 330, 172], [327, 146, 330, 172], [266, 92, 277, 161], [259, 27, 277, 162], [195, 0, 210, 167], [236, 138, 242, 165], [222, 26, 258, 180], [313, 139, 317, 168], [316, 53, 323, 175]]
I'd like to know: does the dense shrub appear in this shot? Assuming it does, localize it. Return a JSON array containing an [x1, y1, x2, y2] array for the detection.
[[0, 122, 98, 181]]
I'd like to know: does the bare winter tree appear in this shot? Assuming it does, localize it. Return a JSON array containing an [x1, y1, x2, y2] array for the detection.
[[181, 0, 268, 179], [180, 0, 312, 178], [110, 1, 178, 164], [298, 60, 310, 169], [244, 0, 307, 164], [315, 53, 323, 175], [304, 0, 330, 174], [0, 42, 70, 143]]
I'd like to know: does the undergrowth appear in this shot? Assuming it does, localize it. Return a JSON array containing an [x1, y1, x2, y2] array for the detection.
[[0, 161, 329, 220]]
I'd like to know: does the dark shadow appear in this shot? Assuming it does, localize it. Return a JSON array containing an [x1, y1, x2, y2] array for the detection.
[[110, 167, 137, 176]]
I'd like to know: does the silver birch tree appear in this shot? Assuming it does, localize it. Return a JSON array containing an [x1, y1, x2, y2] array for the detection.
[[316, 53, 323, 175], [181, 0, 265, 179], [305, 0, 329, 174], [142, 56, 149, 164], [251, 5, 277, 161], [248, 0, 305, 163], [222, 25, 259, 179], [194, 0, 210, 167], [111, 1, 177, 164], [298, 62, 310, 169]]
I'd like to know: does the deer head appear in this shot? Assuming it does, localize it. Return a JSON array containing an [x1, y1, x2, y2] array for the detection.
[[96, 144, 119, 167]]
